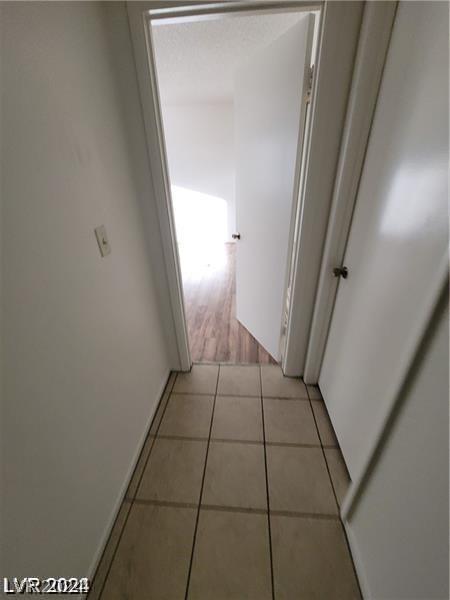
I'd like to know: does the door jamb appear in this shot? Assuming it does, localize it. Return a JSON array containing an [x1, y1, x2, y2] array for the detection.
[[128, 1, 193, 370], [281, 0, 364, 376]]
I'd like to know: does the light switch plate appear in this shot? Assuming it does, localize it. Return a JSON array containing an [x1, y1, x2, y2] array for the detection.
[[94, 225, 111, 257]]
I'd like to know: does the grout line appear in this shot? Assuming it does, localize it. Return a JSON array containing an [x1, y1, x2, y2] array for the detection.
[[172, 392, 260, 398], [306, 385, 363, 599], [170, 391, 217, 397], [201, 504, 267, 515], [93, 371, 176, 600], [259, 365, 276, 600], [153, 433, 325, 449], [184, 365, 220, 600], [133, 498, 198, 510], [112, 497, 343, 521], [192, 361, 279, 367], [157, 434, 209, 442], [270, 510, 340, 520], [199, 505, 339, 520], [171, 390, 310, 401], [263, 394, 310, 401], [210, 437, 263, 446], [265, 441, 322, 449]]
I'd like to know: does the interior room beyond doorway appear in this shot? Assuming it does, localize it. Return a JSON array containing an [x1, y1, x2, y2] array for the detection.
[[152, 10, 317, 364]]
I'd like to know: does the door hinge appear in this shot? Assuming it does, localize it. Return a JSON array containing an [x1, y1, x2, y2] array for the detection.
[[306, 64, 315, 104]]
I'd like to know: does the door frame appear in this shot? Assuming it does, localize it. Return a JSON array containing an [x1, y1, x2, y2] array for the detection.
[[128, 0, 322, 371], [127, 1, 366, 373]]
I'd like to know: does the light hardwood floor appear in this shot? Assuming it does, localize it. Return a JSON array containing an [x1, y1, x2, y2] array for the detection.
[[181, 243, 276, 364]]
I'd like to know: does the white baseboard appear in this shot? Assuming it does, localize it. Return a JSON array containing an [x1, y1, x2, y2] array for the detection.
[[343, 518, 370, 600]]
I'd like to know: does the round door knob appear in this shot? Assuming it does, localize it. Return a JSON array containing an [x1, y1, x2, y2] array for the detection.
[[333, 266, 348, 279], [232, 233, 241, 240]]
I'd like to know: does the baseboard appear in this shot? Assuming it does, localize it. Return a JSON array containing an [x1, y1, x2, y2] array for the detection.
[[83, 368, 172, 598], [343, 518, 370, 599]]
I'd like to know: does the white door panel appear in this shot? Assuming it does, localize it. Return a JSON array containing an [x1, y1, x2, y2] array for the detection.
[[234, 15, 314, 360], [319, 1, 448, 478]]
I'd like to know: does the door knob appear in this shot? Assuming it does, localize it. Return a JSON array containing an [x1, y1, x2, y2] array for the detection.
[[232, 233, 241, 240], [333, 266, 348, 279]]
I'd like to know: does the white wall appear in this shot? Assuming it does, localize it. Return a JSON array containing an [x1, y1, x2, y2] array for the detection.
[[160, 102, 236, 241], [0, 5, 3, 565], [346, 293, 449, 599], [0, 0, 174, 583]]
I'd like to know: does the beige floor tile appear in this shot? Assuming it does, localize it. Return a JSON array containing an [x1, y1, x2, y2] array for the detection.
[[211, 396, 263, 442], [202, 442, 267, 510], [267, 446, 337, 515], [325, 448, 350, 506], [311, 400, 338, 447], [173, 364, 219, 394], [271, 515, 361, 599], [188, 509, 272, 600], [89, 501, 131, 600], [127, 374, 177, 499], [217, 365, 261, 396], [261, 365, 308, 398], [307, 384, 322, 400], [159, 394, 214, 438], [137, 438, 207, 504], [263, 398, 320, 445], [102, 504, 196, 600]]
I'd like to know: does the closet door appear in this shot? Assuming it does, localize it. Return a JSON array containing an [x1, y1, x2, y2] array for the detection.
[[319, 1, 448, 478]]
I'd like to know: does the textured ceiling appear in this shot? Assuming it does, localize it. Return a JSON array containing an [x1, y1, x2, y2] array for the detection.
[[151, 12, 307, 105]]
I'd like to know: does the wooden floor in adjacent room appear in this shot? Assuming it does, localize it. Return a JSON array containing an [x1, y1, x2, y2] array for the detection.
[[181, 243, 277, 364]]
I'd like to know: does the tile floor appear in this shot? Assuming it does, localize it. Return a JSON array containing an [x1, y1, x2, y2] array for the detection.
[[89, 364, 359, 600]]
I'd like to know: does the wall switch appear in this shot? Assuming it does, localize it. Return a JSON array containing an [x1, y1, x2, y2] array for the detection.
[[94, 225, 111, 257]]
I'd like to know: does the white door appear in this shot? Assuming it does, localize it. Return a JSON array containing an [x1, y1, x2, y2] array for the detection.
[[234, 15, 314, 360], [319, 1, 448, 479]]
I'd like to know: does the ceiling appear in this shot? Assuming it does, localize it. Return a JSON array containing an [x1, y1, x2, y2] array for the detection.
[[151, 11, 307, 105]]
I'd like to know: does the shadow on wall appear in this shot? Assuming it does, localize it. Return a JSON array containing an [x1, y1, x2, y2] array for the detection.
[[171, 185, 228, 278]]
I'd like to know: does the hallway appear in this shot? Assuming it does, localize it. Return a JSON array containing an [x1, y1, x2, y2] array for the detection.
[[90, 364, 359, 599]]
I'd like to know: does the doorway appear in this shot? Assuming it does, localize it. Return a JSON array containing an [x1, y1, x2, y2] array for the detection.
[[128, 1, 365, 374], [150, 7, 320, 364]]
